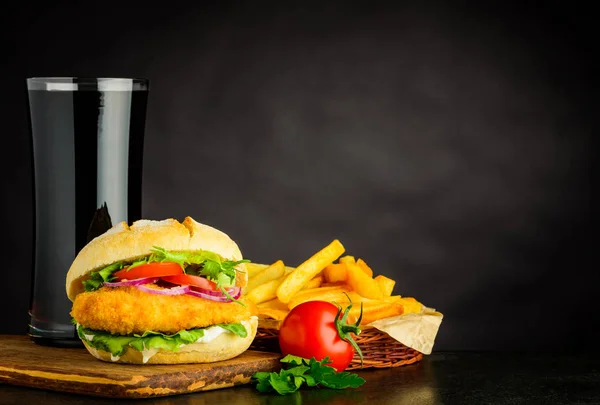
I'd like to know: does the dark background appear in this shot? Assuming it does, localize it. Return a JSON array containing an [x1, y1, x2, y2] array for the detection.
[[0, 1, 596, 351]]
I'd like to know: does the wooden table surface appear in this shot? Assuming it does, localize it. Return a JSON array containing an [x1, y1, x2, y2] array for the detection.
[[2, 350, 598, 404]]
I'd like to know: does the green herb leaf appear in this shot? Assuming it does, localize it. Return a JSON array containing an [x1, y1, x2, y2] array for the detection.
[[255, 378, 274, 393], [216, 269, 235, 288], [126, 258, 149, 271], [269, 371, 298, 395], [287, 365, 310, 376], [216, 323, 248, 338], [280, 354, 306, 366], [252, 371, 278, 394], [251, 356, 365, 395], [307, 356, 336, 381], [309, 357, 365, 389], [98, 262, 122, 279], [303, 374, 317, 387], [83, 262, 122, 292], [293, 375, 304, 389], [199, 256, 249, 288], [318, 370, 366, 389], [82, 277, 103, 292], [252, 372, 272, 380], [177, 329, 205, 342]]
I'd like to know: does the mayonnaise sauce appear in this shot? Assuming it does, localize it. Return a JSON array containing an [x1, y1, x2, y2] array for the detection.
[[194, 325, 226, 343], [141, 347, 160, 364], [139, 323, 244, 362]]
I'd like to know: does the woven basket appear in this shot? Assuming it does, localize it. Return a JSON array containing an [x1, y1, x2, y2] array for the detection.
[[250, 320, 423, 371]]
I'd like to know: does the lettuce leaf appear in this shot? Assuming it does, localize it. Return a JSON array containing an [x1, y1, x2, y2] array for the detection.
[[148, 246, 249, 288], [216, 323, 248, 338], [82, 246, 250, 294], [76, 322, 247, 357], [83, 262, 122, 292]]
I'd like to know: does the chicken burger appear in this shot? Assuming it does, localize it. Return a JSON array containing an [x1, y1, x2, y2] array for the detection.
[[66, 216, 258, 364]]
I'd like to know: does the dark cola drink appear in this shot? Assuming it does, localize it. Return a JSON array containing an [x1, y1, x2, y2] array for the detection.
[[26, 77, 149, 347]]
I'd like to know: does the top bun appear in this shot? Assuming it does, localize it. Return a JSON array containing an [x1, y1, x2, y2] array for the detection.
[[66, 217, 246, 301]]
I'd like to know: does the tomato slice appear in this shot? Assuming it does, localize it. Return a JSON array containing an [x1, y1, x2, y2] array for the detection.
[[162, 274, 219, 291], [113, 262, 183, 280]]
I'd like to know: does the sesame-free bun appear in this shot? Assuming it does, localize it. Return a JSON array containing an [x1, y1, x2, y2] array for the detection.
[[66, 217, 246, 301], [82, 317, 258, 365]]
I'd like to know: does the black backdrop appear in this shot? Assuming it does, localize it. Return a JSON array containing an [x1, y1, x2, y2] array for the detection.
[[1, 1, 596, 351]]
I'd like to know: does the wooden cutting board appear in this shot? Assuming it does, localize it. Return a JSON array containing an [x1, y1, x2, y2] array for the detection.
[[0, 335, 281, 399]]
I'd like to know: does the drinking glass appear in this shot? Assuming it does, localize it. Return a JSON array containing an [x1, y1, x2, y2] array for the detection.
[[26, 77, 149, 346]]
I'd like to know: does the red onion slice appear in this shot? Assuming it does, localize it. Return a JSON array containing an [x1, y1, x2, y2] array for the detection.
[[186, 287, 241, 302], [227, 286, 242, 298], [136, 284, 190, 296], [103, 277, 159, 287], [189, 286, 240, 297]]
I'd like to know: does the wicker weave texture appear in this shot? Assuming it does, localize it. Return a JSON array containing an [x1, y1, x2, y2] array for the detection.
[[250, 327, 423, 370]]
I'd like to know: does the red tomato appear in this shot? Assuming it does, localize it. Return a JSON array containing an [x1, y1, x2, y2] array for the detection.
[[113, 262, 183, 280], [161, 274, 219, 291], [278, 300, 363, 372]]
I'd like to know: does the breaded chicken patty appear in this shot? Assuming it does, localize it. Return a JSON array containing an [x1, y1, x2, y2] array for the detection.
[[71, 286, 258, 335]]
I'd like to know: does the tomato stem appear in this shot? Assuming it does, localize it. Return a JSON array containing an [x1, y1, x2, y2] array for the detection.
[[334, 295, 364, 368]]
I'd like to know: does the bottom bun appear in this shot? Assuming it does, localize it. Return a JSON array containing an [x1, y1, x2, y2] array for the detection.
[[82, 317, 258, 365]]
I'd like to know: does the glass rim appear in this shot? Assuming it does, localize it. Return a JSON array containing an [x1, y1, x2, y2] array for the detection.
[[26, 77, 149, 91]]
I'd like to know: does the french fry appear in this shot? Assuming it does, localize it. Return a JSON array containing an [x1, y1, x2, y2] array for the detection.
[[290, 284, 348, 296], [323, 263, 347, 283], [256, 308, 289, 321], [382, 296, 422, 313], [374, 274, 395, 297], [356, 258, 374, 277], [247, 277, 284, 304], [302, 275, 324, 290], [246, 260, 285, 292], [339, 255, 355, 265], [245, 263, 270, 278], [395, 297, 423, 314], [287, 285, 349, 308], [277, 239, 345, 304], [257, 298, 290, 311], [346, 263, 384, 300], [256, 296, 291, 321], [321, 281, 347, 288], [288, 287, 361, 309], [249, 242, 416, 326], [345, 300, 405, 325], [246, 263, 294, 280]]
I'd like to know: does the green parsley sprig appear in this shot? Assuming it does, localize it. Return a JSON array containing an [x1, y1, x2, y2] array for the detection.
[[252, 355, 365, 395]]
